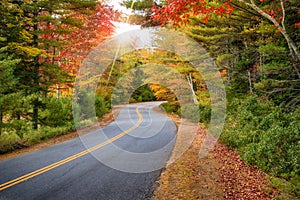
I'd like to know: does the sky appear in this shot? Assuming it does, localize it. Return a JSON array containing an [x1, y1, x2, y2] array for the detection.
[[108, 0, 132, 15], [108, 0, 141, 35]]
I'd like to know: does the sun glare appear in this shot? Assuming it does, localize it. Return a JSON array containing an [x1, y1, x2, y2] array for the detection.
[[113, 22, 141, 35]]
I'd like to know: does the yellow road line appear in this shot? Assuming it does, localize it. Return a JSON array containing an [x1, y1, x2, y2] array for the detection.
[[0, 107, 143, 191]]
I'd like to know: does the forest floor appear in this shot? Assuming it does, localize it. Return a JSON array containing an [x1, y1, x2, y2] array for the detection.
[[151, 110, 282, 200]]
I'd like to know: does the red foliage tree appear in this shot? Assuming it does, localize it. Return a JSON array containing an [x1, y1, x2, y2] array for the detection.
[[41, 4, 120, 75], [60, 4, 120, 74], [152, 0, 300, 60], [152, 0, 234, 25]]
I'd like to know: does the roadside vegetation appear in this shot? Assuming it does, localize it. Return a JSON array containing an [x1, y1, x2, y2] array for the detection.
[[0, 0, 118, 153]]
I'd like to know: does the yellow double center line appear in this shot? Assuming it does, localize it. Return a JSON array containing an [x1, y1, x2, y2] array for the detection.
[[0, 107, 143, 191]]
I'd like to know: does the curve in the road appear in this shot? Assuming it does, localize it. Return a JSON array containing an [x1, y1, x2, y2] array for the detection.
[[0, 107, 143, 191]]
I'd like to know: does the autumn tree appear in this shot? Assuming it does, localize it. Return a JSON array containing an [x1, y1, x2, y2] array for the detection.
[[153, 0, 299, 60], [152, 0, 300, 107], [58, 4, 119, 74], [0, 0, 118, 130], [235, 0, 300, 61], [122, 0, 161, 27]]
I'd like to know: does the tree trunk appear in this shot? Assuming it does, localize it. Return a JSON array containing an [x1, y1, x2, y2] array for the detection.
[[56, 84, 61, 100], [186, 73, 198, 104], [32, 11, 39, 130], [237, 0, 300, 63], [0, 111, 2, 135], [247, 70, 253, 94], [33, 50, 39, 129]]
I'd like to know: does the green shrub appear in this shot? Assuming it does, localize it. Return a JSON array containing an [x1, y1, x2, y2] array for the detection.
[[129, 97, 137, 103], [39, 126, 71, 140], [76, 118, 96, 129], [76, 90, 96, 120], [181, 103, 200, 122], [243, 121, 300, 177], [95, 95, 109, 118], [23, 129, 41, 145], [220, 95, 300, 198], [0, 129, 21, 153], [75, 91, 110, 120], [40, 97, 73, 127], [7, 120, 30, 139], [160, 101, 212, 124], [160, 102, 180, 115], [199, 104, 211, 124]]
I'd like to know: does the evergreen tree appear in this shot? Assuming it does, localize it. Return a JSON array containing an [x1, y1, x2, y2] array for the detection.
[[0, 1, 24, 134], [0, 41, 20, 135]]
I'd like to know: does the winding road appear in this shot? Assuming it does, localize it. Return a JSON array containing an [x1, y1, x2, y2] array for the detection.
[[0, 102, 177, 200]]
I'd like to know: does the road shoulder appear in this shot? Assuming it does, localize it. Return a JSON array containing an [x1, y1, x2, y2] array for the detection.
[[151, 109, 280, 199]]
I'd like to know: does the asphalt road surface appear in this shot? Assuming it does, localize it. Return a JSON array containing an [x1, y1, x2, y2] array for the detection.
[[0, 102, 177, 200]]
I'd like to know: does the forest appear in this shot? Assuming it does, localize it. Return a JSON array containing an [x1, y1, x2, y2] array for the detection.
[[0, 0, 299, 198]]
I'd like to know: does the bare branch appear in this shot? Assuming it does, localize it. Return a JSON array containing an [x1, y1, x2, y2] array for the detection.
[[280, 0, 286, 29], [235, 0, 300, 77]]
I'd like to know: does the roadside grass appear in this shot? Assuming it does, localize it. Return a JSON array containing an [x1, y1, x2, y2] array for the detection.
[[0, 113, 115, 156], [0, 122, 88, 154]]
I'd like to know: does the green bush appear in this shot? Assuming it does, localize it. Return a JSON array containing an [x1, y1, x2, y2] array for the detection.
[[23, 129, 41, 145], [40, 97, 73, 127], [243, 120, 300, 177], [160, 102, 180, 115], [0, 129, 21, 153], [181, 103, 200, 122], [95, 95, 109, 118], [76, 90, 96, 120], [160, 101, 211, 124], [199, 104, 211, 124], [39, 126, 72, 140], [7, 120, 30, 139], [220, 95, 300, 197], [75, 91, 110, 120]]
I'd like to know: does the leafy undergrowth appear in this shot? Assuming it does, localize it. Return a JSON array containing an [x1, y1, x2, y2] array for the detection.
[[152, 127, 281, 199], [0, 108, 120, 161]]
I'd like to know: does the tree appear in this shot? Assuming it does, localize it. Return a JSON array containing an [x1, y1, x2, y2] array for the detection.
[[1, 0, 117, 129], [58, 4, 119, 74], [152, 0, 234, 25], [0, 1, 25, 134], [0, 43, 20, 135], [122, 0, 161, 27], [153, 0, 299, 61], [235, 0, 300, 61], [152, 0, 300, 108]]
